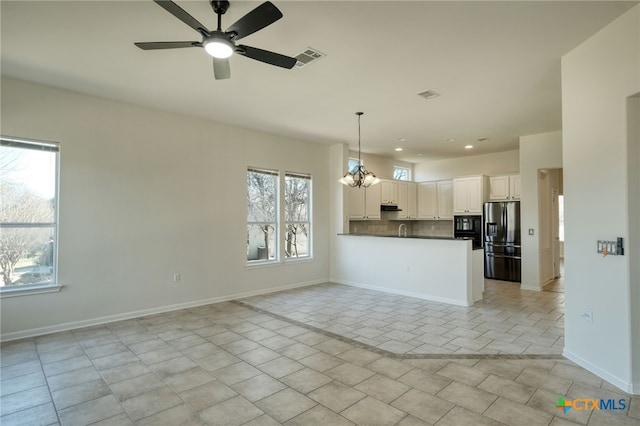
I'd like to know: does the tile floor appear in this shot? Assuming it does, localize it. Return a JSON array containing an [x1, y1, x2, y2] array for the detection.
[[1, 280, 638, 426], [239, 279, 565, 356]]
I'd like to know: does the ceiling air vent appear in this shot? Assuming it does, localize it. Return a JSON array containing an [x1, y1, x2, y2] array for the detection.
[[417, 90, 440, 100], [294, 48, 325, 68]]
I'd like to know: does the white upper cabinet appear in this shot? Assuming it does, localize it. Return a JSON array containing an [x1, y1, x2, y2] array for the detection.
[[397, 181, 417, 219], [489, 175, 521, 201], [437, 180, 453, 219], [510, 175, 521, 200], [453, 176, 488, 215], [418, 180, 453, 220], [418, 182, 437, 219], [407, 182, 418, 219], [348, 184, 381, 220], [380, 179, 399, 205]]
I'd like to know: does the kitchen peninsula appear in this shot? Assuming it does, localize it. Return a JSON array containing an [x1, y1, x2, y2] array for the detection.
[[333, 234, 484, 306]]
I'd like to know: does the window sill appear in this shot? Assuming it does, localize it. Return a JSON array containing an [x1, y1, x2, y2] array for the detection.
[[284, 257, 314, 264], [0, 284, 63, 298]]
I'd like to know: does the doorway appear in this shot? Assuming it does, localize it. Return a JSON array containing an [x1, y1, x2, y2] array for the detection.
[[538, 168, 563, 288]]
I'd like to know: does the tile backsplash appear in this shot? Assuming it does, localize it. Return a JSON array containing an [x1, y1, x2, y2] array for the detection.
[[349, 217, 453, 238]]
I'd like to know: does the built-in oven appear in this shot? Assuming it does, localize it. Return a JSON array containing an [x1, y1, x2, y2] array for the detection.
[[454, 215, 482, 249]]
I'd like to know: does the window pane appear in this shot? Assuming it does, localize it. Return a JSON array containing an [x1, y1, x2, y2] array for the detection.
[[247, 170, 277, 222], [247, 168, 278, 263], [285, 223, 309, 258], [0, 226, 55, 287], [393, 167, 409, 181], [285, 173, 311, 259], [246, 224, 276, 261], [1, 138, 58, 289], [1, 145, 56, 223], [284, 175, 309, 222], [558, 195, 564, 242]]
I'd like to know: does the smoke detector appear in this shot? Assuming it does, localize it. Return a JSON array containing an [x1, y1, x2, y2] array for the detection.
[[294, 48, 325, 68]]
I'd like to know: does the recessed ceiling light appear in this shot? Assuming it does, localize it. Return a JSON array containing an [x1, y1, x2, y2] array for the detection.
[[465, 145, 474, 149], [395, 148, 403, 152], [446, 138, 455, 143], [398, 138, 406, 142]]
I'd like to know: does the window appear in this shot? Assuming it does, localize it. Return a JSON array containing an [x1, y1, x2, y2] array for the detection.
[[246, 168, 313, 265], [393, 166, 410, 181], [1, 137, 59, 291], [348, 158, 360, 172], [558, 195, 564, 242], [247, 168, 278, 263], [285, 172, 311, 259]]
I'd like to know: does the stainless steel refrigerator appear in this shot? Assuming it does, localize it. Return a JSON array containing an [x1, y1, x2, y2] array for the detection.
[[484, 201, 521, 282]]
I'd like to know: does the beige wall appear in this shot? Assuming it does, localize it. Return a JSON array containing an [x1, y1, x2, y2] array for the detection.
[[562, 4, 639, 393], [349, 151, 414, 181], [0, 77, 331, 339], [413, 150, 520, 182], [518, 131, 563, 291]]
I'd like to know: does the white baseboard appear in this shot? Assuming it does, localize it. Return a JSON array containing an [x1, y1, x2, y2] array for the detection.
[[0, 279, 326, 342], [563, 348, 638, 395], [521, 282, 543, 291], [333, 279, 471, 307]]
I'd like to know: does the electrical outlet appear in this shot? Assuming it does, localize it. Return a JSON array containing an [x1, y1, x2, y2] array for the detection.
[[173, 273, 181, 283], [582, 309, 593, 324]]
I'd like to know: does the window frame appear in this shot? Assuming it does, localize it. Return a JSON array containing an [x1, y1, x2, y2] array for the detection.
[[284, 171, 312, 261], [0, 136, 62, 297], [246, 167, 280, 265], [393, 166, 411, 181], [348, 158, 360, 172], [246, 167, 314, 268]]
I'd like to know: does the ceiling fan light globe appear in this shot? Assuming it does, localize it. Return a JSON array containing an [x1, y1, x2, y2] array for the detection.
[[204, 37, 234, 58]]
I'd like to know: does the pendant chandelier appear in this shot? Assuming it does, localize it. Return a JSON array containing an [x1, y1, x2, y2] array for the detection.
[[339, 112, 380, 188]]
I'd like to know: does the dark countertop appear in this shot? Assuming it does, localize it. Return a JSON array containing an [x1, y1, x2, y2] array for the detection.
[[338, 233, 484, 250], [339, 233, 460, 241]]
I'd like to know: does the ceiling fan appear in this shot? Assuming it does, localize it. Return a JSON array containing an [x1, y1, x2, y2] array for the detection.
[[135, 0, 297, 80]]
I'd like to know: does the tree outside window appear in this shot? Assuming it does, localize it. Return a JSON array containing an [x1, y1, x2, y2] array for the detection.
[[247, 168, 278, 262], [284, 172, 311, 259], [393, 166, 410, 181], [1, 137, 59, 288]]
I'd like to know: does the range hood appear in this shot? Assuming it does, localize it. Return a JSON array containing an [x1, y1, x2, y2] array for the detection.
[[381, 205, 402, 211]]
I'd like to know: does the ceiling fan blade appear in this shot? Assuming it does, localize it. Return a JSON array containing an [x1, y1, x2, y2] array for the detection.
[[153, 0, 210, 35], [213, 58, 231, 80], [237, 45, 297, 69], [134, 41, 200, 50], [226, 1, 283, 41]]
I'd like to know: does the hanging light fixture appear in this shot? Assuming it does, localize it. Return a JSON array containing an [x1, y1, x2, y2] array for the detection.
[[339, 112, 380, 188]]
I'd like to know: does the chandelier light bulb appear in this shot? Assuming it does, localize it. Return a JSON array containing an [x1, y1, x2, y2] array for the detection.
[[339, 112, 380, 188]]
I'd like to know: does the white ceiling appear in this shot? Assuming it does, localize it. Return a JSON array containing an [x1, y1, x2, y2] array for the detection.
[[1, 1, 637, 162]]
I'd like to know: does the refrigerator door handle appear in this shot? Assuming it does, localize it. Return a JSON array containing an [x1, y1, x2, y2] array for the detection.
[[486, 253, 522, 260]]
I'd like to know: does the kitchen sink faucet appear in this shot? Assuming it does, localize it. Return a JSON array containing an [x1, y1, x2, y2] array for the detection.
[[398, 223, 407, 237]]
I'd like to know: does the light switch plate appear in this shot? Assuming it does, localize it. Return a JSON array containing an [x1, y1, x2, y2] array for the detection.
[[597, 240, 619, 255]]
